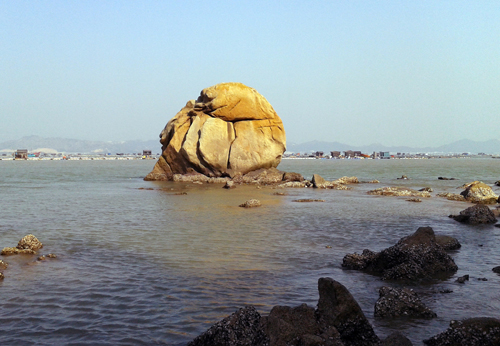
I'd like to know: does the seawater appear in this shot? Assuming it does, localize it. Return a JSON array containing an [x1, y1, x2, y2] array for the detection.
[[0, 158, 499, 345]]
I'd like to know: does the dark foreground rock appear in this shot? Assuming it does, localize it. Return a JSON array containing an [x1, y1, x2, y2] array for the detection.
[[449, 204, 497, 224], [262, 303, 344, 346], [381, 332, 413, 346], [423, 317, 500, 346], [316, 278, 380, 346], [374, 286, 436, 318], [492, 266, 500, 274], [188, 306, 269, 346], [190, 278, 381, 346], [342, 227, 458, 281]]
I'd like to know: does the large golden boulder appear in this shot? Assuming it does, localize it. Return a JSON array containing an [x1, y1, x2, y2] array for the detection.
[[145, 83, 286, 180]]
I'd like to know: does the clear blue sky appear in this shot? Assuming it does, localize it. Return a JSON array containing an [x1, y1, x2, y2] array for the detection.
[[2, 1, 499, 147]]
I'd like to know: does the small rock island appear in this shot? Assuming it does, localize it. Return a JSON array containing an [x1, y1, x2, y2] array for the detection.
[[145, 82, 286, 181]]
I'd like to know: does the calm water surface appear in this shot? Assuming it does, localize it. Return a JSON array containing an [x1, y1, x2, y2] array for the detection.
[[1, 158, 499, 345]]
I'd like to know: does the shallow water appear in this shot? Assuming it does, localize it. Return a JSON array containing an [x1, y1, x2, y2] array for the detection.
[[0, 158, 499, 345]]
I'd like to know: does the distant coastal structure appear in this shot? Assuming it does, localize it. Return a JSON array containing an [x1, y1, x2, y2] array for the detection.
[[14, 149, 28, 159]]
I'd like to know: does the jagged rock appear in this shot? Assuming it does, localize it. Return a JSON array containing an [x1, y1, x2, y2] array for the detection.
[[145, 83, 286, 181], [367, 187, 431, 198], [380, 332, 413, 346], [317, 277, 380, 346], [189, 278, 381, 346], [436, 192, 466, 201], [188, 306, 269, 346], [423, 318, 500, 346], [449, 204, 497, 224], [374, 287, 436, 318], [342, 227, 458, 281], [460, 181, 498, 204], [312, 174, 328, 188], [239, 199, 262, 208], [435, 235, 461, 250]]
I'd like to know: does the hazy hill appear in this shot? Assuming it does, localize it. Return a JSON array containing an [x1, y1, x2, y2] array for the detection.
[[1, 136, 499, 155], [0, 136, 162, 154], [286, 139, 500, 155]]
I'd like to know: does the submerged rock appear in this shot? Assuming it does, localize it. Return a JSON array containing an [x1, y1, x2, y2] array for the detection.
[[374, 286, 436, 318], [435, 235, 461, 250], [292, 199, 325, 202], [188, 306, 269, 346], [423, 317, 500, 346], [145, 83, 286, 181], [368, 187, 431, 198], [449, 204, 497, 224], [239, 199, 262, 208], [342, 227, 458, 281], [436, 192, 466, 201], [312, 174, 357, 189]]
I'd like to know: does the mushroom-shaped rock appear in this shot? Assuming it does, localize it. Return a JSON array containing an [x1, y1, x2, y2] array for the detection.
[[145, 83, 286, 180]]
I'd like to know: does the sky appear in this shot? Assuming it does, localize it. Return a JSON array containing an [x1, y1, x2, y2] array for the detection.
[[1, 1, 499, 147]]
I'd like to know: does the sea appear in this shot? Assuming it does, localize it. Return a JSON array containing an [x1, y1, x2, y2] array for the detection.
[[0, 158, 499, 345]]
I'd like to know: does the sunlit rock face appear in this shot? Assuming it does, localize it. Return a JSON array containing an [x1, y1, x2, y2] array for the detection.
[[145, 83, 286, 180]]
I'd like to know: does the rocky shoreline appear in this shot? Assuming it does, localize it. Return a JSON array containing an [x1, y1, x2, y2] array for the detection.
[[187, 225, 500, 345]]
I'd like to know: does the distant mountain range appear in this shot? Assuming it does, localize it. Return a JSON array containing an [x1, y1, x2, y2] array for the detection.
[[1, 136, 499, 155], [0, 136, 162, 154], [287, 139, 500, 155]]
